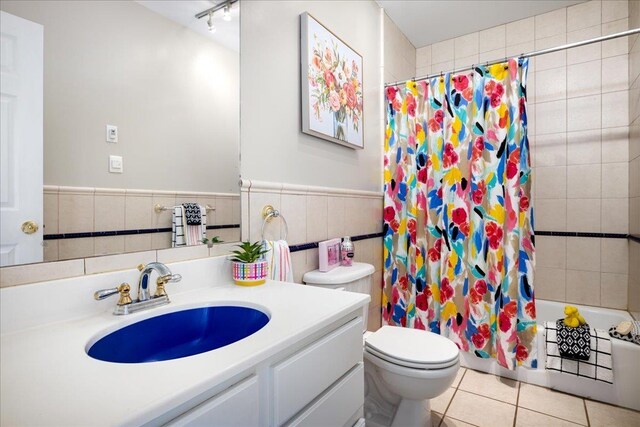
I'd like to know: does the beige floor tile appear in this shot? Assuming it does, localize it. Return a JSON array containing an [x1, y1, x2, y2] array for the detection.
[[515, 408, 583, 426], [447, 390, 515, 427], [585, 400, 640, 427], [451, 368, 466, 388], [458, 369, 519, 404], [432, 412, 444, 427], [432, 412, 477, 427], [431, 387, 456, 414], [518, 384, 587, 425]]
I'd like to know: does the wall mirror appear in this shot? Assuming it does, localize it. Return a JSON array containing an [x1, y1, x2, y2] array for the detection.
[[0, 0, 240, 267]]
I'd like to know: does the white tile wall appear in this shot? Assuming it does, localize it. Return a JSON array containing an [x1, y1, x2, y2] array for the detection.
[[628, 0, 639, 316], [416, 1, 640, 310], [384, 13, 416, 83], [479, 25, 505, 53], [243, 180, 384, 330], [42, 186, 240, 261], [380, 1, 635, 311], [411, 1, 631, 309], [568, 1, 602, 32]]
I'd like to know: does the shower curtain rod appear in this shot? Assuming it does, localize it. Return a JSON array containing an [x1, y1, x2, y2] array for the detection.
[[385, 28, 640, 87]]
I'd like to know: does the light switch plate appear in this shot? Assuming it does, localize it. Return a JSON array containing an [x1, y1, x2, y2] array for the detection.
[[109, 155, 123, 173], [106, 125, 118, 143]]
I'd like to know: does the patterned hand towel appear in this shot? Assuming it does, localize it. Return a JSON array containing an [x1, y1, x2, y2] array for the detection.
[[545, 321, 613, 384], [172, 205, 207, 247], [263, 240, 293, 282], [182, 203, 202, 225], [556, 319, 591, 360]]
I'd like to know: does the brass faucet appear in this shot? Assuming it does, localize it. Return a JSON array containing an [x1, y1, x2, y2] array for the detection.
[[136, 262, 182, 301], [94, 262, 181, 315]]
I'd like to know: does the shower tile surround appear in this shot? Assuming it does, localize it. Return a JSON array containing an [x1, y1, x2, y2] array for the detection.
[[629, 0, 640, 319], [415, 0, 635, 311], [42, 186, 240, 261]]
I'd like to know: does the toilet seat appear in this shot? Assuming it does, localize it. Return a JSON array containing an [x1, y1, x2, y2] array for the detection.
[[364, 325, 459, 370]]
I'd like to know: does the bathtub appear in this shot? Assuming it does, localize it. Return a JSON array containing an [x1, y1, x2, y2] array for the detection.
[[459, 299, 640, 411]]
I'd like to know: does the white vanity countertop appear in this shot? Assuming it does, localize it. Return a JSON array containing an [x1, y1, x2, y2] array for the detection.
[[1, 271, 369, 426]]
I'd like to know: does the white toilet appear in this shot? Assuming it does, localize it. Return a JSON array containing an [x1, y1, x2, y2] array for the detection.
[[303, 263, 460, 427]]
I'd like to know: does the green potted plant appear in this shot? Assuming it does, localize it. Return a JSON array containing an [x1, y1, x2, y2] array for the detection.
[[202, 236, 223, 248], [230, 241, 269, 286]]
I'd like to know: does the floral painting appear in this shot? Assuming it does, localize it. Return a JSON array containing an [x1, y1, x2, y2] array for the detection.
[[301, 13, 364, 149]]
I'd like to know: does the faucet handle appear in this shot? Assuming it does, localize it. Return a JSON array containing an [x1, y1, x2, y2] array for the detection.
[[137, 264, 145, 271], [94, 283, 133, 306], [165, 273, 182, 283], [154, 274, 181, 297]]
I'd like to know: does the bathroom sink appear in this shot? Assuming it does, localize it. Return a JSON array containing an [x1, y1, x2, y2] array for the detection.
[[87, 305, 269, 363]]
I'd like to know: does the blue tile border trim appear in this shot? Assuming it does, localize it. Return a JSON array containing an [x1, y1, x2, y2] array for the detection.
[[630, 235, 640, 244], [536, 231, 629, 239], [288, 232, 383, 253], [43, 224, 240, 240]]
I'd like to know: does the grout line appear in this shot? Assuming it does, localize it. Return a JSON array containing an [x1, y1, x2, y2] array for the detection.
[[439, 368, 467, 427], [513, 380, 521, 427], [517, 404, 590, 426], [457, 387, 518, 407], [442, 414, 481, 427], [584, 399, 591, 426]]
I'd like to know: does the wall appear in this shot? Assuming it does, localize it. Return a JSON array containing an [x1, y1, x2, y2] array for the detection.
[[240, 1, 385, 329], [0, 237, 240, 288], [629, 0, 640, 319], [0, 1, 239, 193], [0, 0, 388, 315], [383, 13, 416, 83], [42, 186, 239, 262], [240, 0, 382, 192], [415, 0, 631, 309], [241, 181, 383, 331]]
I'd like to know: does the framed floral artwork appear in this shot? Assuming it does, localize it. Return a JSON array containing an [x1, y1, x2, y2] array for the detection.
[[301, 13, 364, 149]]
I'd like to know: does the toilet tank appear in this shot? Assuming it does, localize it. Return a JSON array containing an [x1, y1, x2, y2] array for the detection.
[[303, 262, 374, 331]]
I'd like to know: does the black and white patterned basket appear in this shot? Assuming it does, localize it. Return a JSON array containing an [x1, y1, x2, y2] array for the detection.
[[556, 319, 591, 360], [608, 321, 640, 345]]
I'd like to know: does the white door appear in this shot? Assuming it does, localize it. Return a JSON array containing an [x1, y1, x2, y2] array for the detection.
[[0, 11, 43, 267]]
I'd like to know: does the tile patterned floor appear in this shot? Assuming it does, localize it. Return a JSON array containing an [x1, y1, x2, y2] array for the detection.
[[430, 368, 640, 427]]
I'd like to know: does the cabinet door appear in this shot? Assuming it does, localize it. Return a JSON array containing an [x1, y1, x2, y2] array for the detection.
[[166, 376, 259, 427], [272, 317, 363, 425], [286, 364, 364, 427]]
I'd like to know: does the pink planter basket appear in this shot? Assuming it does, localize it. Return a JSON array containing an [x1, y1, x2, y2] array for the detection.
[[232, 261, 268, 286]]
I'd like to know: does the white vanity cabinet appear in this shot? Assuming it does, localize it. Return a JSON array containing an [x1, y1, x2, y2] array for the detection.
[[166, 376, 260, 427], [272, 317, 363, 426], [165, 314, 364, 427], [1, 264, 371, 427]]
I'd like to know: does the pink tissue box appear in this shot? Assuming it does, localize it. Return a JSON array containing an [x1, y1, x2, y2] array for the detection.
[[318, 238, 341, 272]]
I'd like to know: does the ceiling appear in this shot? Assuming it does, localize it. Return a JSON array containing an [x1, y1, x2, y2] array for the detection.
[[136, 1, 239, 52], [377, 0, 585, 48]]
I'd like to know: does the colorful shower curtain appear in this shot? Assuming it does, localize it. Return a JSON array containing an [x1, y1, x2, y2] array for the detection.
[[382, 59, 537, 370]]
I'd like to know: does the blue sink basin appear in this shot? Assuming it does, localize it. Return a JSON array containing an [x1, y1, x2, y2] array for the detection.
[[87, 305, 269, 363]]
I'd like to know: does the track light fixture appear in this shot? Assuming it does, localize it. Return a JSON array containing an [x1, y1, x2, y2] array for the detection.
[[195, 0, 238, 31], [207, 11, 216, 33]]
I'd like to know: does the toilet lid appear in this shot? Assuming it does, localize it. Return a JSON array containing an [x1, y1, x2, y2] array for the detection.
[[365, 325, 459, 369]]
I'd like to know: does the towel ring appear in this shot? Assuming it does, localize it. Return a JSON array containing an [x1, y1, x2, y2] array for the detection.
[[261, 205, 288, 241]]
